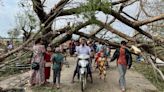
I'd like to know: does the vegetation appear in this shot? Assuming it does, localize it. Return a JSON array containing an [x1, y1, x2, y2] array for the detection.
[[76, 0, 111, 19], [0, 67, 22, 81], [0, 53, 31, 81], [133, 62, 164, 92], [0, 0, 164, 91]]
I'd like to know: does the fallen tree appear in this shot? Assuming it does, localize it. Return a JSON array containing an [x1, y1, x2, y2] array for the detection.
[[0, 0, 163, 80]]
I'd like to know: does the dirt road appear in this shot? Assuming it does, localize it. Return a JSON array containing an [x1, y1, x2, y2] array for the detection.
[[50, 57, 157, 92], [0, 56, 157, 92]]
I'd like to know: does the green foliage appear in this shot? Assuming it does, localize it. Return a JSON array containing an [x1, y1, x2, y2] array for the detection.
[[76, 0, 111, 20], [133, 63, 164, 92]]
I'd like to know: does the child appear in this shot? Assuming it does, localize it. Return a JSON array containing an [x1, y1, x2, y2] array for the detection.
[[97, 52, 107, 80], [51, 47, 64, 89], [44, 46, 52, 83], [95, 49, 104, 69]]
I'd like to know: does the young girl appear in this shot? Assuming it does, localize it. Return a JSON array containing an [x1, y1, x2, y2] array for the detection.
[[97, 52, 107, 80], [51, 47, 64, 89], [95, 49, 104, 69], [44, 46, 52, 83]]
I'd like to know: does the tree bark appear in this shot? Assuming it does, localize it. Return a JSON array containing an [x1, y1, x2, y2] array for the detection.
[[58, 5, 164, 43], [93, 19, 136, 42], [31, 0, 47, 23], [135, 14, 164, 26]]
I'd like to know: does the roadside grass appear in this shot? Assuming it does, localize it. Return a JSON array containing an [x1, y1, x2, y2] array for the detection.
[[133, 62, 164, 92]]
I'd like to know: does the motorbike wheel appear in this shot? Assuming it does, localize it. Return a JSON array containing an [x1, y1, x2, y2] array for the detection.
[[81, 75, 84, 92], [81, 74, 86, 92]]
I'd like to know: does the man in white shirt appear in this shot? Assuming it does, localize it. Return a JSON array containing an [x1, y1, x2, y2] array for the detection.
[[76, 43, 91, 55], [72, 38, 93, 83]]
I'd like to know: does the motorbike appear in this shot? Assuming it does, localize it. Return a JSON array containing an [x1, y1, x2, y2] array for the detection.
[[78, 54, 90, 92]]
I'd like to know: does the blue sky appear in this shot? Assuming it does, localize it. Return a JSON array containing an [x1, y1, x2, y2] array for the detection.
[[0, 0, 21, 37], [0, 0, 137, 38]]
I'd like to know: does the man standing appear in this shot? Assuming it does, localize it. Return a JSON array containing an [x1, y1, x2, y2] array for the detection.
[[110, 41, 132, 92], [72, 38, 93, 83]]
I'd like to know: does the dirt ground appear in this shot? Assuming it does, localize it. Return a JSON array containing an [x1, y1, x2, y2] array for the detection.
[[49, 57, 157, 92], [0, 56, 157, 92]]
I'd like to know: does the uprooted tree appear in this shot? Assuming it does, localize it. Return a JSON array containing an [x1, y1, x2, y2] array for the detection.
[[0, 0, 164, 80]]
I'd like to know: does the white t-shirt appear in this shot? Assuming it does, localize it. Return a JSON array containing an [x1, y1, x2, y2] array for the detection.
[[7, 44, 13, 49], [76, 45, 91, 55]]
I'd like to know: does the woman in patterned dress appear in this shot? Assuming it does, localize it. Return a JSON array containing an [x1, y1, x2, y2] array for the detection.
[[30, 38, 46, 86], [97, 52, 107, 80]]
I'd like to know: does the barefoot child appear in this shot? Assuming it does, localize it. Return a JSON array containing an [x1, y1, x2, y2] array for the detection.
[[51, 47, 64, 89], [97, 52, 107, 80]]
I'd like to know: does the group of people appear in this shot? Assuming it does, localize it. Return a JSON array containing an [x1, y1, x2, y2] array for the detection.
[[30, 38, 64, 89], [69, 38, 112, 82], [94, 40, 132, 92], [29, 37, 132, 92]]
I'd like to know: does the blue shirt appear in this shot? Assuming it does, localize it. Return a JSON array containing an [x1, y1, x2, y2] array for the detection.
[[51, 53, 64, 70]]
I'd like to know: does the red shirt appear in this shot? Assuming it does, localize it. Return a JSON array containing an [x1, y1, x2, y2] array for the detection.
[[44, 52, 52, 62], [117, 47, 127, 65], [95, 51, 103, 63]]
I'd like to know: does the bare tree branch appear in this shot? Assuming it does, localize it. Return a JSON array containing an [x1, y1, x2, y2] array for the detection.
[[90, 27, 104, 36], [75, 31, 120, 47], [135, 14, 164, 26], [58, 6, 157, 42], [92, 19, 136, 42], [111, 0, 131, 5], [139, 0, 152, 17], [50, 20, 92, 47], [122, 11, 137, 21], [45, 0, 70, 26], [41, 0, 46, 5]]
